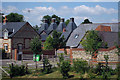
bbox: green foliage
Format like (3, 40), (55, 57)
(73, 59), (88, 74)
(9, 63), (29, 78)
(42, 15), (51, 25)
(33, 25), (39, 31)
(81, 30), (103, 55)
(30, 36), (42, 55)
(42, 58), (52, 74)
(81, 19), (92, 24)
(104, 42), (108, 49)
(44, 36), (54, 50)
(115, 45), (120, 56)
(60, 60), (71, 79)
(44, 30), (66, 51)
(59, 54), (64, 63)
(42, 14), (61, 25)
(6, 13), (24, 22)
(65, 19), (70, 25)
(57, 54), (64, 67)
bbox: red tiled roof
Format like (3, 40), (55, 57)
(95, 25), (111, 32)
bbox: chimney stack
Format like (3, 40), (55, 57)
(3, 15), (7, 25)
(70, 18), (74, 22)
(61, 18), (64, 22)
(43, 18), (47, 23)
(63, 28), (66, 32)
(52, 18), (56, 23)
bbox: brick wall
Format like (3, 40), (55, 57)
(70, 46), (120, 63)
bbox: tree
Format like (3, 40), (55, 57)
(44, 30), (66, 56)
(0, 13), (4, 22)
(81, 30), (103, 57)
(33, 25), (39, 31)
(44, 36), (54, 50)
(42, 15), (51, 25)
(30, 36), (42, 71)
(51, 14), (61, 25)
(6, 13), (24, 22)
(42, 14), (61, 25)
(65, 19), (70, 25)
(81, 19), (92, 24)
(60, 60), (71, 79)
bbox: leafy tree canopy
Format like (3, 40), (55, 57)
(81, 19), (92, 24)
(42, 14), (69, 26)
(44, 30), (66, 51)
(65, 19), (70, 25)
(33, 25), (39, 31)
(81, 30), (103, 55)
(30, 36), (42, 55)
(6, 13), (24, 22)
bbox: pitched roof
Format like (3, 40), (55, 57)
(47, 22), (57, 32)
(66, 20), (77, 32)
(38, 22), (49, 33)
(98, 31), (119, 48)
(41, 34), (49, 41)
(61, 31), (72, 41)
(66, 23), (119, 48)
(56, 22), (66, 32)
(1, 22), (27, 37)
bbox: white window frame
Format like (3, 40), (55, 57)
(4, 44), (8, 52)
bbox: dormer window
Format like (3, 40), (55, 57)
(74, 34), (79, 39)
(4, 30), (8, 39)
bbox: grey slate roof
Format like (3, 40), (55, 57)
(38, 23), (49, 34)
(61, 31), (72, 41)
(98, 31), (119, 48)
(66, 20), (77, 32)
(1, 22), (26, 37)
(66, 23), (119, 48)
(47, 22), (57, 32)
(56, 22), (66, 32)
(41, 34), (48, 41)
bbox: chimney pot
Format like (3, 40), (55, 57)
(70, 18), (74, 22)
(61, 18), (64, 22)
(52, 18), (56, 23)
(43, 18), (47, 23)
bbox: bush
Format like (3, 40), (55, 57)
(42, 58), (52, 74)
(60, 60), (71, 79)
(73, 59), (88, 74)
(57, 54), (64, 67)
(9, 63), (28, 78)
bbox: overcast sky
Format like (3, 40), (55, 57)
(2, 2), (118, 26)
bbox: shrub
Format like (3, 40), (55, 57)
(60, 60), (71, 79)
(57, 54), (64, 67)
(42, 58), (52, 74)
(73, 59), (88, 74)
(9, 63), (28, 78)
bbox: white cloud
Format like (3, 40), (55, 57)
(111, 19), (118, 23)
(2, 6), (19, 14)
(74, 16), (90, 25)
(74, 5), (117, 15)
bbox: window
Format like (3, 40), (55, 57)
(4, 44), (8, 52)
(18, 44), (22, 50)
(74, 34), (79, 39)
(4, 30), (8, 39)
